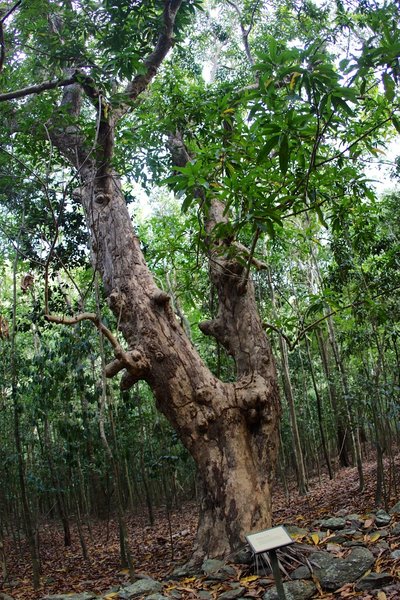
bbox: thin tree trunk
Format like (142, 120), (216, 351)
(326, 315), (364, 491)
(11, 242), (41, 589)
(42, 418), (72, 546)
(304, 336), (333, 480)
(96, 281), (136, 580)
(315, 327), (350, 467)
(266, 267), (308, 494)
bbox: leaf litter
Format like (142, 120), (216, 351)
(2, 456), (400, 599)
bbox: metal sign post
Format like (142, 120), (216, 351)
(246, 526), (294, 600)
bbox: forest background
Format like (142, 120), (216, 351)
(0, 0), (400, 596)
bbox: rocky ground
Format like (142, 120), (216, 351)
(2, 460), (400, 599)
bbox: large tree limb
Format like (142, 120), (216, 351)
(0, 73), (85, 102)
(122, 0), (183, 104)
(45, 312), (150, 382)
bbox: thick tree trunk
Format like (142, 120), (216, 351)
(76, 173), (280, 559)
(48, 64), (280, 559)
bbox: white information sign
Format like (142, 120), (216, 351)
(246, 526), (294, 554)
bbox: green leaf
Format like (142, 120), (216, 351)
(391, 115), (400, 134)
(181, 194), (193, 213)
(279, 133), (289, 175)
(332, 96), (354, 116)
(382, 72), (395, 102)
(315, 205), (328, 229)
(257, 135), (280, 163)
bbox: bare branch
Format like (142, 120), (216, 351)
(226, 0), (260, 67)
(0, 74), (78, 103)
(45, 311), (150, 384)
(0, 23), (4, 73)
(0, 0), (22, 24)
(264, 284), (400, 351)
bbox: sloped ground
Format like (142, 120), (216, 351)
(1, 455), (400, 599)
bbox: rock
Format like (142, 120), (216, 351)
(375, 509), (391, 527)
(310, 547), (374, 591)
(343, 540), (367, 547)
(201, 558), (224, 574)
(389, 501), (400, 514)
(231, 547), (253, 565)
(392, 523), (400, 535)
(355, 572), (394, 591)
(218, 588), (245, 599)
(118, 579), (162, 598)
(0, 594), (15, 600)
(263, 580), (316, 600)
(291, 565), (311, 580)
(285, 526), (308, 538)
(376, 529), (389, 538)
(345, 514), (363, 527)
(390, 549), (400, 559)
(198, 592), (212, 600)
(146, 596), (169, 600)
(41, 594), (97, 600)
(171, 564), (198, 578)
(319, 517), (346, 531)
(167, 591), (182, 599)
(328, 529), (357, 544)
(204, 569), (236, 581)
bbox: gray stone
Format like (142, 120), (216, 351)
(376, 529), (389, 538)
(263, 580), (316, 600)
(171, 564), (198, 578)
(345, 514), (363, 526)
(285, 526), (308, 538)
(328, 529), (357, 544)
(118, 579), (162, 598)
(392, 523), (400, 536)
(389, 501), (400, 514)
(375, 509), (391, 527)
(201, 559), (235, 580)
(146, 596), (169, 600)
(41, 594), (97, 600)
(390, 549), (400, 559)
(355, 572), (394, 591)
(310, 547), (374, 591)
(218, 587), (245, 600)
(343, 540), (367, 548)
(291, 565), (311, 580)
(319, 517), (346, 531)
(0, 594), (15, 600)
(231, 547), (253, 565)
(198, 592), (212, 600)
(167, 591), (182, 600)
(201, 558), (224, 574)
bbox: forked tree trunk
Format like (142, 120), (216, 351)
(76, 170), (280, 559)
(48, 39), (280, 555)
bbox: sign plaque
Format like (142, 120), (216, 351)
(246, 525), (294, 554)
(246, 526), (294, 600)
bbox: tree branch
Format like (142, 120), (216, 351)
(45, 311), (150, 383)
(0, 75), (78, 103)
(0, 0), (22, 24)
(122, 0), (183, 103)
